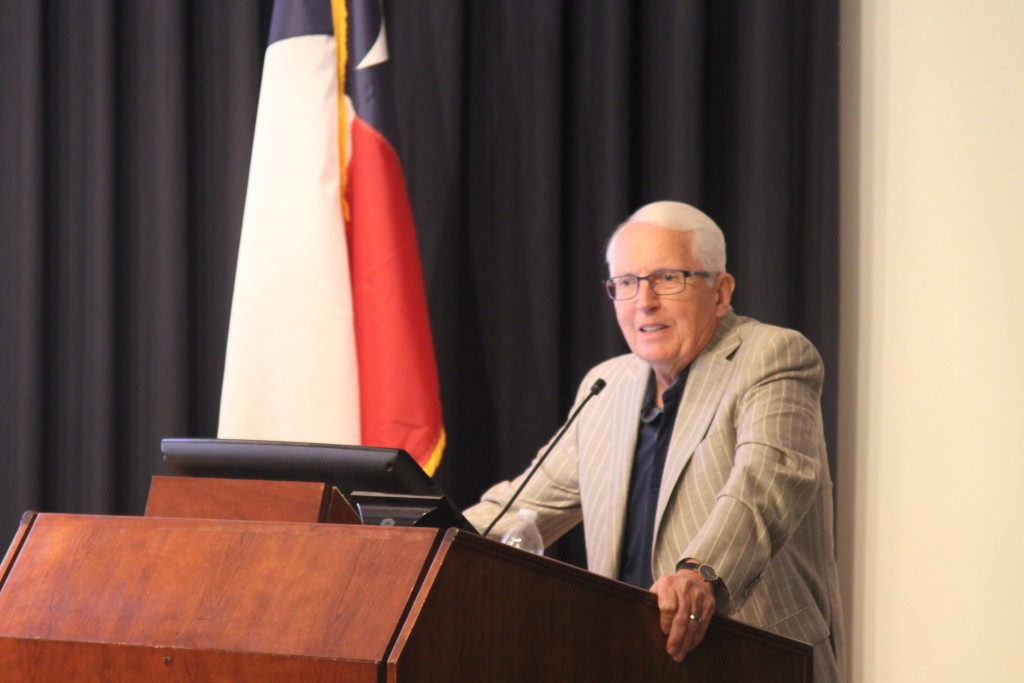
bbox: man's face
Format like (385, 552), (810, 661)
(609, 223), (734, 389)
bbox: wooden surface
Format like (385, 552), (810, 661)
(144, 475), (361, 524)
(390, 529), (812, 682)
(685, 610), (814, 681)
(0, 514), (440, 681)
(0, 506), (811, 681)
(0, 639), (375, 682)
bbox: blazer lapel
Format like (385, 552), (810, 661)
(654, 314), (742, 532)
(589, 356), (648, 579)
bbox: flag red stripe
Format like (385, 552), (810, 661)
(346, 114), (443, 466)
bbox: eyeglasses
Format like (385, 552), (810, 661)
(603, 269), (714, 301)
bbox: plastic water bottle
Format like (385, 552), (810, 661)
(501, 508), (545, 555)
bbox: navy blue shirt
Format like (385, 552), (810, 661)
(617, 368), (689, 588)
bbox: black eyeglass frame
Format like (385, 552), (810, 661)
(603, 269), (714, 301)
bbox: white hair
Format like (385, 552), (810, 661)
(605, 201), (727, 277)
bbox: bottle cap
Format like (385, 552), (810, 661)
(517, 508), (538, 521)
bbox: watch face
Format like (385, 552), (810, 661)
(698, 564), (719, 582)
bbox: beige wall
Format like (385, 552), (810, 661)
(839, 0), (1024, 679)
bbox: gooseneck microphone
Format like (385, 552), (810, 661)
(481, 378), (607, 538)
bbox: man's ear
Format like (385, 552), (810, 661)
(714, 273), (735, 317)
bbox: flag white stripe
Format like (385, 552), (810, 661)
(219, 34), (361, 444)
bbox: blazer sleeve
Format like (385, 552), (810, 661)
(681, 326), (826, 614)
(461, 375), (596, 545)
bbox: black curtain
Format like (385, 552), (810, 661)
(0, 1), (273, 536)
(0, 1), (838, 565)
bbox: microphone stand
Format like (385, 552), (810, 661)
(481, 379), (606, 538)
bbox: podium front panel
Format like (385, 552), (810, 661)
(0, 513), (441, 680)
(389, 529), (812, 682)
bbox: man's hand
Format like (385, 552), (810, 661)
(651, 568), (716, 663)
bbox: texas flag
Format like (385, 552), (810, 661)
(218, 0), (445, 473)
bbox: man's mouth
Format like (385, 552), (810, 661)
(640, 324), (667, 333)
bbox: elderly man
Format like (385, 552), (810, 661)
(463, 201), (844, 682)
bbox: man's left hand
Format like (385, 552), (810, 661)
(651, 568), (716, 663)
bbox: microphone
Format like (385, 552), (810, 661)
(481, 378), (607, 538)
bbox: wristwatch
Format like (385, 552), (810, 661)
(678, 560), (721, 586)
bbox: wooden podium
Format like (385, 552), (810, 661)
(0, 478), (812, 681)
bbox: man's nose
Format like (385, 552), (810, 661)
(636, 279), (660, 308)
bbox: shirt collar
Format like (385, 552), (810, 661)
(640, 367), (689, 421)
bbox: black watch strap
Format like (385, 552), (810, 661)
(678, 561), (721, 585)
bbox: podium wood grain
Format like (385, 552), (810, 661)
(0, 477), (812, 681)
(390, 529), (812, 682)
(0, 513), (438, 681)
(145, 475), (361, 524)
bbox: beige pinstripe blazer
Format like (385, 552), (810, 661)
(464, 313), (843, 681)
